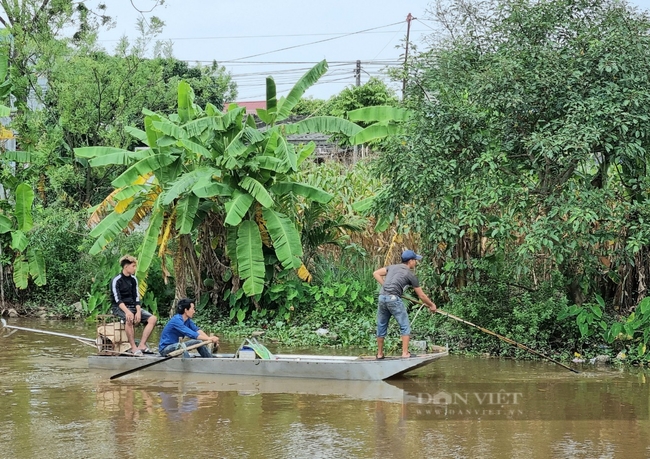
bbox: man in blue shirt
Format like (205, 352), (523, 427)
(373, 250), (437, 359)
(158, 298), (220, 358)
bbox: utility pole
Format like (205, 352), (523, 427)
(355, 60), (361, 87)
(402, 13), (413, 100)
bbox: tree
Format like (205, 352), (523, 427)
(76, 60), (363, 315)
(10, 45), (237, 207)
(324, 77), (399, 119)
(0, 182), (46, 303)
(158, 58), (237, 111)
(290, 96), (326, 116)
(0, 23), (45, 307)
(374, 0), (650, 312)
(0, 1), (112, 112)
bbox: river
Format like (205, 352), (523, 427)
(1, 318), (649, 458)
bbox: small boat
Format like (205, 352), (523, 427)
(2, 318), (448, 381)
(88, 346), (449, 381)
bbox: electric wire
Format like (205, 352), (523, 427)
(228, 20), (405, 61)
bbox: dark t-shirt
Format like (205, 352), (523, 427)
(379, 263), (420, 296)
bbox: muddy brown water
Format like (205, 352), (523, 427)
(1, 318), (650, 458)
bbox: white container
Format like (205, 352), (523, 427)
(238, 349), (257, 360)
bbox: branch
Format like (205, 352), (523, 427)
(130, 0), (163, 14)
(32, 0), (52, 25)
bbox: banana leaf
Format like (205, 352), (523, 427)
(192, 177), (232, 198)
(270, 182), (333, 203)
(1, 150), (31, 162)
(180, 138), (212, 158)
(124, 126), (149, 146)
(256, 77), (277, 125)
(74, 147), (133, 166)
(113, 185), (149, 201)
(177, 80), (197, 123)
(10, 230), (28, 252)
(347, 106), (412, 123)
(275, 137), (297, 173)
(283, 116), (362, 137)
(175, 194), (200, 235)
(112, 153), (177, 188)
(27, 248), (46, 286)
(243, 126), (265, 145)
(226, 226), (239, 274)
(89, 207), (138, 255)
(237, 221), (265, 296)
(13, 257), (29, 290)
(137, 206), (164, 275)
(263, 208), (303, 270)
(183, 116), (225, 138)
(351, 196), (375, 214)
(162, 167), (222, 205)
(239, 177), (274, 208)
(296, 142), (316, 166)
(225, 191), (255, 226)
(276, 60), (328, 120)
(0, 214), (12, 234)
(350, 122), (401, 145)
(14, 183), (34, 232)
(152, 120), (188, 141)
(257, 156), (284, 171)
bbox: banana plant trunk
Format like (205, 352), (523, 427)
(173, 234), (201, 303)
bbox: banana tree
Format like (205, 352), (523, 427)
(0, 183), (47, 303)
(76, 60), (364, 304)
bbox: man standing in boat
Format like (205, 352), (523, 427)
(110, 255), (158, 356)
(373, 250), (437, 359)
(158, 298), (220, 358)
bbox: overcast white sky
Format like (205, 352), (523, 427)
(95, 0), (650, 102)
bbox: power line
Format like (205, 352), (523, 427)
(212, 59), (400, 65)
(97, 29), (430, 42)
(229, 20), (405, 61)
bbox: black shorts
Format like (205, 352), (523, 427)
(111, 305), (154, 324)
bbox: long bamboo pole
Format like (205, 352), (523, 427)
(403, 295), (579, 374)
(110, 340), (212, 380)
(1, 318), (96, 343)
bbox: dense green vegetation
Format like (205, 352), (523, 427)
(2, 0), (650, 364)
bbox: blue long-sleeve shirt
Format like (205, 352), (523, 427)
(158, 314), (201, 351)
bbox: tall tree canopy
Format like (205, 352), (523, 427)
(0, 1), (113, 111)
(375, 0), (650, 311)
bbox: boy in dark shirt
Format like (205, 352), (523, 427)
(110, 255), (158, 355)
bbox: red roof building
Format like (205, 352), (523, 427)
(225, 100), (266, 115)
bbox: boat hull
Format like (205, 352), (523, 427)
(88, 347), (448, 381)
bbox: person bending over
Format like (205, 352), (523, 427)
(373, 250), (437, 359)
(158, 298), (220, 358)
(110, 255), (157, 355)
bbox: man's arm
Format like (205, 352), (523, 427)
(197, 329), (220, 345)
(373, 267), (387, 285)
(133, 277), (141, 308)
(413, 287), (437, 312)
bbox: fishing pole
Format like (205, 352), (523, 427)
(403, 295), (579, 374)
